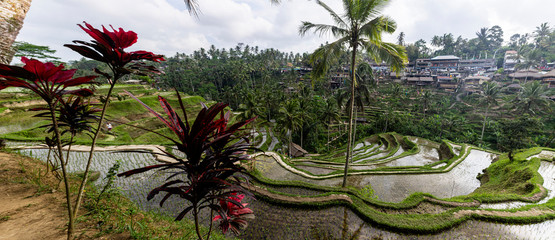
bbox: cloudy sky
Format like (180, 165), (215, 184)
(14, 0), (553, 62)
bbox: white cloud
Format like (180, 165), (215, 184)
(14, 0), (555, 62)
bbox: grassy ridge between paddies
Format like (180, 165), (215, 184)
(0, 85), (209, 146)
(248, 145), (555, 234)
(273, 134), (482, 179)
(0, 149), (232, 240)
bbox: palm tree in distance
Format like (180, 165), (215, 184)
(479, 81), (500, 147)
(514, 81), (552, 115)
(183, 0), (280, 16)
(476, 27), (491, 58)
(320, 98), (342, 151)
(338, 62), (374, 161)
(299, 0), (407, 187)
(277, 99), (303, 157)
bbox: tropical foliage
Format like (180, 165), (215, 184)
(64, 22), (165, 233)
(0, 57), (97, 239)
(299, 0), (407, 187)
(118, 91), (256, 239)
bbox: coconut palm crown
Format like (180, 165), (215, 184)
(299, 0), (407, 187)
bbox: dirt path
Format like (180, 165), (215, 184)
(0, 152), (68, 240)
(0, 152), (128, 240)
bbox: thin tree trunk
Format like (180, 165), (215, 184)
(65, 134), (75, 166)
(206, 207), (214, 240)
(48, 103), (74, 240)
(480, 104), (489, 147)
(287, 130), (293, 158)
(351, 109), (357, 163)
(327, 119), (331, 151)
(300, 125), (303, 148)
(193, 205), (204, 240)
(342, 46), (357, 188)
(72, 82), (116, 221)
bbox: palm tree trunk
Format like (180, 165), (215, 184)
(342, 46), (357, 188)
(300, 125), (303, 148)
(480, 104), (489, 147)
(327, 119), (331, 151)
(288, 130), (292, 158)
(351, 109), (357, 163)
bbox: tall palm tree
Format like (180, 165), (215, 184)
(237, 90), (265, 134)
(476, 27), (491, 57)
(514, 81), (552, 115)
(183, 0), (281, 16)
(337, 62), (374, 161)
(320, 98), (341, 150)
(419, 89), (432, 114)
(534, 22), (551, 49)
(337, 63), (373, 115)
(299, 0), (407, 187)
(479, 81), (500, 147)
(277, 99), (303, 157)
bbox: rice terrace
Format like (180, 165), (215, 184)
(1, 0), (555, 239)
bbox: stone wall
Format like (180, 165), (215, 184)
(0, 0), (32, 64)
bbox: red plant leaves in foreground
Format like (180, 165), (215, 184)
(64, 21), (164, 74)
(213, 193), (254, 235)
(0, 57), (96, 102)
(118, 90), (257, 237)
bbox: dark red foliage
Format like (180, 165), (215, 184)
(212, 193), (254, 235)
(118, 91), (256, 233)
(34, 96), (100, 137)
(64, 21), (165, 76)
(0, 57), (96, 103)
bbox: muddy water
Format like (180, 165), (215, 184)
(240, 199), (555, 240)
(256, 150), (497, 202)
(0, 124), (30, 135)
(295, 164), (336, 175)
(383, 145), (439, 167)
(480, 161), (555, 209)
(14, 147), (553, 239)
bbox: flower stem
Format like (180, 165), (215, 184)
(72, 81), (116, 221)
(48, 103), (74, 240)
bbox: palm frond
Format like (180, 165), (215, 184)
(359, 16), (397, 42)
(363, 41), (407, 73)
(318, 0), (347, 27)
(309, 37), (349, 79)
(183, 0), (200, 17)
(299, 22), (348, 38)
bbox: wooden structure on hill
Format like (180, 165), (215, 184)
(289, 143), (308, 158)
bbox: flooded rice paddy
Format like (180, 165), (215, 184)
(257, 149), (497, 202)
(13, 144), (555, 240)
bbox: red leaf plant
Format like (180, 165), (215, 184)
(0, 57), (97, 239)
(64, 21), (165, 79)
(118, 90), (256, 240)
(64, 22), (165, 234)
(0, 57), (96, 102)
(212, 192), (254, 235)
(33, 96), (101, 165)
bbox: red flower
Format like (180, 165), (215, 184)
(64, 21), (164, 71)
(212, 193), (254, 235)
(0, 57), (96, 102)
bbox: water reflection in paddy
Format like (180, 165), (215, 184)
(480, 160), (555, 209)
(16, 147), (554, 239)
(383, 145), (439, 167)
(256, 150), (497, 202)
